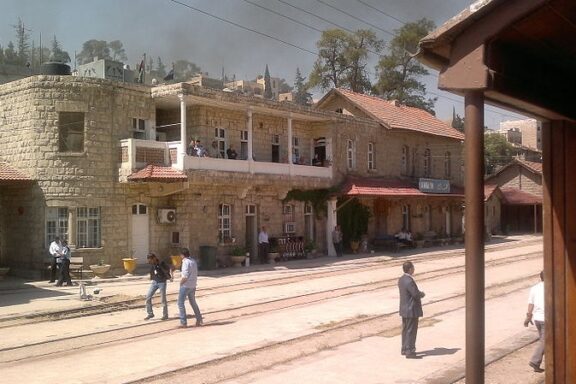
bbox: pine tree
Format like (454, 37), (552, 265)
(264, 64), (273, 99)
(14, 18), (30, 65)
(294, 68), (312, 106)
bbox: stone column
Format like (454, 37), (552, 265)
(326, 196), (337, 257)
(178, 94), (187, 170)
(68, 208), (77, 249)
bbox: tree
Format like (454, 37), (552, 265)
(308, 29), (382, 93)
(108, 40), (127, 62)
(264, 64), (273, 99)
(14, 18), (30, 65)
(173, 59), (201, 80)
(484, 133), (519, 175)
(155, 56), (167, 78)
(0, 45), (5, 64)
(77, 40), (111, 64)
(294, 67), (312, 106)
(373, 18), (437, 114)
(4, 41), (18, 65)
(50, 35), (71, 63)
(277, 78), (293, 94)
(451, 107), (465, 132)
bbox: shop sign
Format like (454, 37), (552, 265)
(419, 178), (451, 193)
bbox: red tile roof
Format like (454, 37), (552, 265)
(127, 165), (188, 182)
(326, 88), (465, 141)
(484, 184), (500, 201)
(515, 159), (542, 174)
(0, 163), (32, 183)
(500, 188), (542, 205)
(341, 177), (463, 197)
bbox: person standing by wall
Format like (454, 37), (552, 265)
(48, 236), (63, 283)
(55, 240), (73, 287)
(524, 271), (545, 373)
(398, 261), (425, 358)
(177, 248), (203, 328)
(258, 226), (270, 264)
(144, 253), (172, 321)
(332, 225), (343, 257)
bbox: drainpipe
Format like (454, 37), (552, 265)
(178, 94), (187, 171)
(464, 91), (485, 384)
(247, 108), (253, 172)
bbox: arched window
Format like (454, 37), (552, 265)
(423, 148), (431, 177)
(444, 151), (452, 178)
(401, 145), (409, 175)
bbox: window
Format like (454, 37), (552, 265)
(423, 148), (431, 177)
(444, 151), (452, 178)
(218, 204), (232, 242)
(304, 203), (314, 241)
(171, 232), (180, 245)
(132, 204), (147, 215)
(46, 207), (69, 247)
(292, 136), (300, 163)
(59, 112), (84, 152)
(346, 139), (356, 170)
(283, 204), (294, 217)
(214, 128), (226, 157)
(77, 207), (101, 248)
(271, 134), (280, 163)
(245, 204), (256, 216)
(240, 130), (248, 160)
(401, 145), (409, 175)
(284, 222), (296, 234)
(368, 142), (375, 170)
(132, 118), (146, 131)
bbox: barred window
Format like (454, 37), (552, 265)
(401, 145), (410, 175)
(77, 207), (101, 248)
(59, 112), (84, 152)
(218, 204), (232, 242)
(423, 148), (431, 177)
(46, 207), (68, 247)
(368, 142), (375, 170)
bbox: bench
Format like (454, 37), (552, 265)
(69, 256), (85, 280)
(373, 236), (411, 252)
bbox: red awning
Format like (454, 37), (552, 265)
(500, 188), (542, 205)
(0, 163), (32, 184)
(341, 177), (464, 197)
(127, 165), (188, 183)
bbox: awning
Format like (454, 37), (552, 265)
(501, 187), (542, 205)
(0, 163), (32, 185)
(127, 165), (188, 183)
(341, 177), (464, 198)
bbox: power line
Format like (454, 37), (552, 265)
(169, 0), (317, 56)
(242, 0), (323, 34)
(314, 0), (395, 37)
(354, 0), (406, 25)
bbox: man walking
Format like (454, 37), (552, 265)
(398, 261), (425, 358)
(524, 271), (545, 373)
(144, 253), (172, 321)
(48, 237), (63, 283)
(177, 248), (203, 328)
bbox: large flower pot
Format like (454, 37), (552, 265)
(229, 255), (246, 268)
(350, 241), (360, 254)
(268, 252), (279, 264)
(90, 264), (111, 279)
(122, 258), (137, 276)
(170, 255), (182, 271)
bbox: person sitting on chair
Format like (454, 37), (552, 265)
(395, 228), (413, 246)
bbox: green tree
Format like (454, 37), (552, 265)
(294, 67), (312, 106)
(155, 56), (167, 78)
(14, 18), (31, 65)
(50, 35), (71, 63)
(484, 133), (519, 175)
(373, 18), (437, 114)
(308, 29), (382, 93)
(451, 107), (465, 132)
(277, 78), (293, 94)
(0, 45), (5, 64)
(4, 41), (18, 64)
(264, 64), (273, 99)
(77, 40), (111, 64)
(108, 40), (127, 62)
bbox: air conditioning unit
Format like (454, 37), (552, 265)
(158, 209), (176, 224)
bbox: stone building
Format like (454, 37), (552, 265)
(498, 118), (542, 151)
(0, 76), (465, 278)
(315, 88), (465, 242)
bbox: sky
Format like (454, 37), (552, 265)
(0, 0), (525, 126)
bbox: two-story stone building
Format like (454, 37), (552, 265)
(0, 75), (465, 278)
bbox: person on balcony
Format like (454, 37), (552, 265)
(187, 139), (196, 156)
(226, 144), (238, 159)
(193, 140), (207, 157)
(209, 140), (223, 158)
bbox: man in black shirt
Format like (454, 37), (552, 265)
(144, 253), (172, 320)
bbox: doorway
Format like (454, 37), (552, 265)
(131, 203), (149, 265)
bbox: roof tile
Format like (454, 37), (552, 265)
(127, 165), (188, 182)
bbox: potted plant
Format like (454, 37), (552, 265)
(229, 246), (246, 267)
(268, 241), (280, 264)
(89, 259), (111, 279)
(122, 250), (138, 276)
(304, 240), (317, 258)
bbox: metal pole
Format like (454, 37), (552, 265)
(464, 91), (485, 384)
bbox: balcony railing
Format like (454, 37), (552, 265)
(119, 139), (332, 179)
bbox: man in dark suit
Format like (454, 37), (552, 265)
(398, 261), (425, 358)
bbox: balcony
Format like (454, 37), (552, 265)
(119, 139), (333, 181)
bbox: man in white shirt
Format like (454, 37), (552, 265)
(258, 226), (269, 264)
(177, 248), (203, 328)
(524, 271), (545, 373)
(48, 237), (63, 283)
